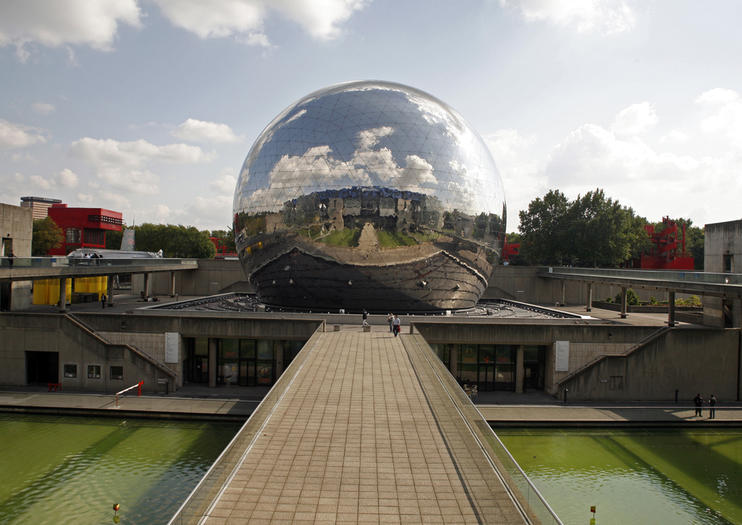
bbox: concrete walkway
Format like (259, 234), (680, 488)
(0, 390), (255, 420)
(198, 328), (526, 524)
(480, 403), (742, 425)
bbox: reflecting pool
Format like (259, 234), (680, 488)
(498, 428), (742, 525)
(0, 414), (240, 524)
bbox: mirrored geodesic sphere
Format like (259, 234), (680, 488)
(233, 80), (506, 312)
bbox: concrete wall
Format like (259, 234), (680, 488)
(703, 220), (742, 327)
(0, 203), (33, 310)
(0, 314), (173, 393)
(130, 259), (249, 297)
(561, 328), (741, 402)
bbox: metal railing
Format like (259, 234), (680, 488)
(542, 266), (742, 285)
(0, 256), (197, 269)
(167, 324), (323, 525)
(405, 332), (563, 525)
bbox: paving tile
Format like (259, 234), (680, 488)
(200, 330), (526, 523)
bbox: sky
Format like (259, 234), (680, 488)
(1, 0), (741, 233)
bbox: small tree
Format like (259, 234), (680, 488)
(32, 217), (63, 255)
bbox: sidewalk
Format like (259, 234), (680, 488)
(479, 404), (742, 426)
(0, 390), (256, 421)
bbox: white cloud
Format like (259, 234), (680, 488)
(173, 118), (241, 144)
(70, 137), (211, 167)
(484, 129), (547, 230)
(210, 170), (238, 193)
(77, 193), (94, 203)
(271, 0), (368, 40)
(32, 102), (56, 115)
(58, 168), (78, 188)
(152, 0), (367, 44)
(0, 119), (46, 149)
(695, 88), (742, 144)
(0, 0), (141, 59)
(660, 130), (689, 145)
(500, 0), (636, 35)
(29, 174), (52, 190)
(611, 102), (658, 137)
(70, 137), (212, 194)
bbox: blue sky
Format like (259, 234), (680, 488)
(2, 0), (741, 232)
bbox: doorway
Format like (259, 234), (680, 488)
(26, 351), (59, 384)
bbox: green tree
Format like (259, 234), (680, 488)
(133, 224), (216, 258)
(32, 217), (63, 256)
(518, 188), (650, 267)
(105, 229), (123, 250)
(518, 189), (570, 265)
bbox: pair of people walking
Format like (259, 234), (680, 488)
(387, 314), (402, 337)
(694, 393), (717, 418)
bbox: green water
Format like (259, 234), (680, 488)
(498, 428), (742, 525)
(0, 414), (240, 525)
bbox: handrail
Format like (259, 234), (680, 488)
(114, 381), (143, 408)
(168, 324), (324, 525)
(405, 332), (563, 525)
(64, 314), (176, 379)
(557, 326), (671, 388)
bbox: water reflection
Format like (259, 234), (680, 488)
(498, 428), (742, 524)
(0, 414), (239, 524)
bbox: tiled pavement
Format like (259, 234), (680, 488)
(200, 327), (526, 524)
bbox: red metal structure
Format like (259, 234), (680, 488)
(210, 237), (237, 258)
(502, 240), (520, 264)
(47, 204), (123, 255)
(640, 217), (694, 270)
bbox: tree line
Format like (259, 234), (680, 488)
(508, 188), (704, 269)
(32, 219), (234, 259)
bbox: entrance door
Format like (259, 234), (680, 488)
(26, 351), (59, 384)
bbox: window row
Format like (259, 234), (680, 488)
(63, 363), (124, 380)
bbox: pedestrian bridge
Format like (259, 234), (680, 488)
(0, 256), (197, 282)
(170, 326), (560, 524)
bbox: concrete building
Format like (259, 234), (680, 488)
(1, 259), (739, 403)
(704, 219), (742, 327)
(20, 196), (62, 220)
(0, 203), (33, 310)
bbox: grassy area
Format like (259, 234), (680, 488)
(318, 228), (360, 247)
(377, 230), (418, 248)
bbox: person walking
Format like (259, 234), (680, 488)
(101, 293), (107, 309)
(393, 315), (401, 337)
(709, 394), (717, 419)
(362, 309), (369, 327)
(694, 393), (704, 417)
(387, 313), (393, 333)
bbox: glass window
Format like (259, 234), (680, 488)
(65, 228), (81, 244)
(479, 345), (495, 364)
(495, 346), (514, 364)
(87, 365), (101, 379)
(110, 366), (123, 380)
(221, 339), (239, 360)
(240, 339), (256, 359)
(63, 364), (77, 378)
(84, 229), (105, 246)
(257, 340), (273, 360)
(460, 344), (477, 364)
(194, 338), (208, 356)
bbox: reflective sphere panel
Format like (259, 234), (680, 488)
(233, 80), (506, 311)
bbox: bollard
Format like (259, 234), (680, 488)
(563, 388), (568, 405)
